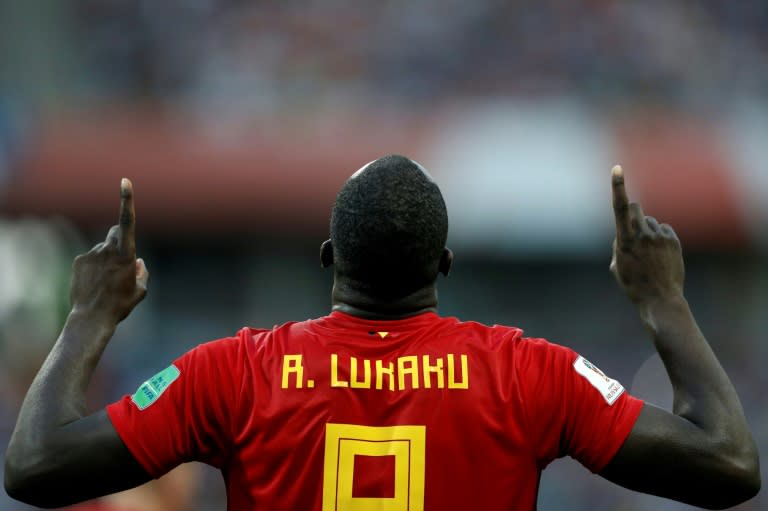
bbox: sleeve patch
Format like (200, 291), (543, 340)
(131, 364), (181, 410)
(573, 356), (624, 405)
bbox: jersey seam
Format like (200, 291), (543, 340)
(229, 329), (250, 461)
(512, 336), (542, 471)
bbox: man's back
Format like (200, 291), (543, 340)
(107, 312), (642, 510)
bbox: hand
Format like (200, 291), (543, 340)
(610, 165), (684, 306)
(69, 178), (149, 322)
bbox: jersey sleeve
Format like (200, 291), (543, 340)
(515, 338), (644, 473)
(106, 335), (246, 478)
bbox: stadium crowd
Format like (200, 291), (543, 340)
(18, 1), (768, 109)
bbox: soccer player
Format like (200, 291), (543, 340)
(4, 156), (761, 510)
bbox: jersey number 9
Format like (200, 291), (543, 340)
(322, 423), (426, 511)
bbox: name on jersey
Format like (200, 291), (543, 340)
(280, 353), (469, 391)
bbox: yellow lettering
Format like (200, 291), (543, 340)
(331, 354), (349, 387)
(447, 354), (469, 389)
(350, 357), (371, 389)
(422, 355), (444, 389)
(327, 353), (468, 392)
(398, 356), (419, 390)
(375, 360), (395, 391)
(281, 354), (304, 389)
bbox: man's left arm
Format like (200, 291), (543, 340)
(4, 180), (152, 507)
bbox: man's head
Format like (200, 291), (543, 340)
(322, 155), (451, 301)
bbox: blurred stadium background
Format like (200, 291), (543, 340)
(1, 1), (766, 510)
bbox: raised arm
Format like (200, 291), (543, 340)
(4, 179), (152, 508)
(599, 166), (761, 509)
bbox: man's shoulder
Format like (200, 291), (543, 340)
(442, 315), (525, 339)
(444, 317), (579, 360)
(222, 317), (328, 349)
(211, 318), (317, 343)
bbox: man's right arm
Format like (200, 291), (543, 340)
(598, 166), (760, 509)
(601, 297), (760, 509)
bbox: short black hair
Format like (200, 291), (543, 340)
(330, 155), (448, 299)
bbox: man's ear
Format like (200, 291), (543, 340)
(320, 239), (334, 268)
(439, 248), (453, 277)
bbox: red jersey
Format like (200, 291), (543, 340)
(107, 312), (643, 511)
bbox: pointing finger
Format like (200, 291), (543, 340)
(611, 165), (632, 243)
(118, 178), (136, 257)
(629, 203), (649, 234)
